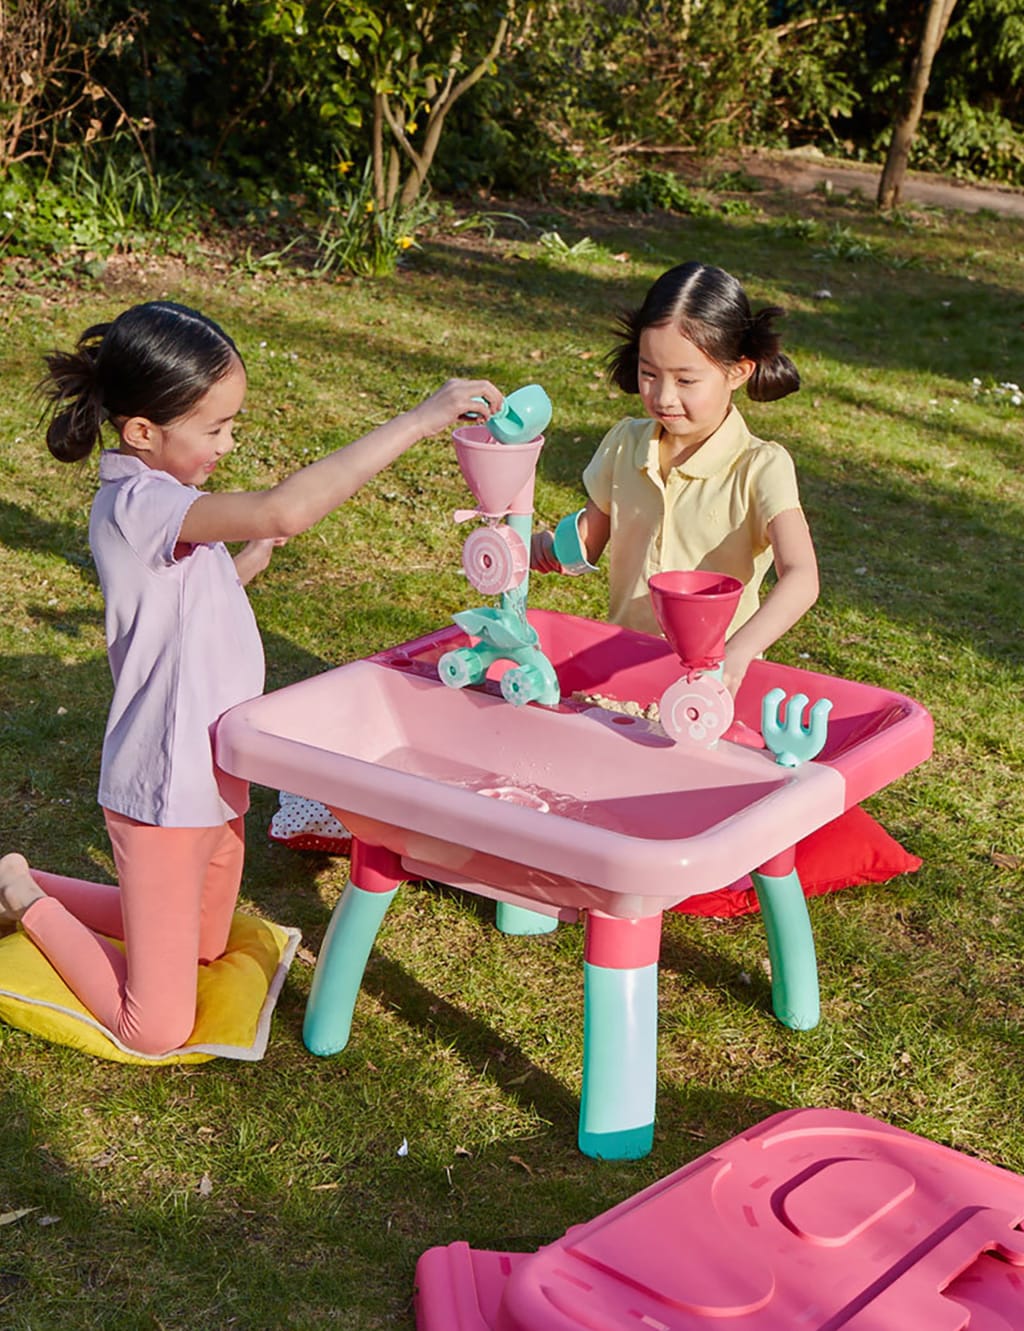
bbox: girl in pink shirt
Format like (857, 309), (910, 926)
(0, 300), (502, 1055)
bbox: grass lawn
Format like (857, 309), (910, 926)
(1, 179), (1023, 1328)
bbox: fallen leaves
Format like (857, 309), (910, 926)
(0, 1206), (59, 1228)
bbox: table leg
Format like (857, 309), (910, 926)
(578, 913), (662, 1160)
(303, 840), (403, 1056)
(495, 901), (558, 935)
(751, 849), (820, 1031)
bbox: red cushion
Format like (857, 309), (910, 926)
(671, 805), (922, 919)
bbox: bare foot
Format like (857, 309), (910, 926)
(0, 853), (45, 923)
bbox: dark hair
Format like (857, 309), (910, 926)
(40, 301), (242, 463)
(607, 261), (800, 402)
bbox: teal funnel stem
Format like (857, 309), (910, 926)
(441, 465), (560, 707)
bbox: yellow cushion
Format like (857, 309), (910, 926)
(0, 912), (300, 1064)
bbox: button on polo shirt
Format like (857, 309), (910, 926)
(583, 408), (803, 638)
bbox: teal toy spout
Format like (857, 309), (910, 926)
(439, 607), (560, 708)
(469, 383), (553, 445)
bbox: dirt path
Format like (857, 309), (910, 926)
(714, 149), (1024, 218)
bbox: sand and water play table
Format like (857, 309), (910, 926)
(215, 609), (932, 1160)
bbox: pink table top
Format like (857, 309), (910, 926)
(216, 611), (932, 918)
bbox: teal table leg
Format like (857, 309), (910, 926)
(578, 913), (662, 1160)
(303, 881), (397, 1055)
(303, 840), (402, 1056)
(495, 901), (558, 935)
(751, 864), (820, 1030)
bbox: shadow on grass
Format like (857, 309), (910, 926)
(360, 947), (580, 1137)
(0, 498), (93, 570)
(659, 914), (777, 1014)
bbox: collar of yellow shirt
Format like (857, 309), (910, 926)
(635, 406), (749, 483)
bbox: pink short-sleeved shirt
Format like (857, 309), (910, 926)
(89, 452), (265, 827)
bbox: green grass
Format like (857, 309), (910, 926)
(2, 182), (1024, 1328)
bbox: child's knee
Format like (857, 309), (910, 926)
(119, 1003), (195, 1056)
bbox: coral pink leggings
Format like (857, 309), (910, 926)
(21, 810), (244, 1056)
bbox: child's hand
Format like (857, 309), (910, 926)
(721, 642), (753, 698)
(234, 537), (287, 586)
(408, 379), (503, 439)
(530, 529), (562, 574)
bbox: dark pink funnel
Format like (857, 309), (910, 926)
(648, 570), (743, 671)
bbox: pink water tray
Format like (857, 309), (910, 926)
(415, 1107), (1024, 1330)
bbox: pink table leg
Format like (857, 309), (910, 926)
(579, 912), (663, 1160)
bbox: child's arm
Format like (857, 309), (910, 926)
(532, 499), (610, 572)
(721, 508), (819, 696)
(179, 378), (502, 546)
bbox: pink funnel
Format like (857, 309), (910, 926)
(453, 425), (543, 516)
(648, 570), (743, 672)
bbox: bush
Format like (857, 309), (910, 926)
(615, 168), (758, 219)
(914, 100), (1024, 187)
(0, 148), (196, 265)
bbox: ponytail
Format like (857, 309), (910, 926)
(41, 323), (110, 463)
(742, 306), (801, 402)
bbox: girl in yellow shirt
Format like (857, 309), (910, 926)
(533, 260), (819, 695)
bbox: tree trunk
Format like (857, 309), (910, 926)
(372, 93), (386, 211)
(877, 0), (958, 210)
(393, 12), (511, 209)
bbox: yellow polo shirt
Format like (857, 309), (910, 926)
(582, 407), (803, 638)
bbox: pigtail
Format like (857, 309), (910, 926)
(606, 308), (643, 394)
(743, 306), (801, 402)
(40, 323), (110, 463)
